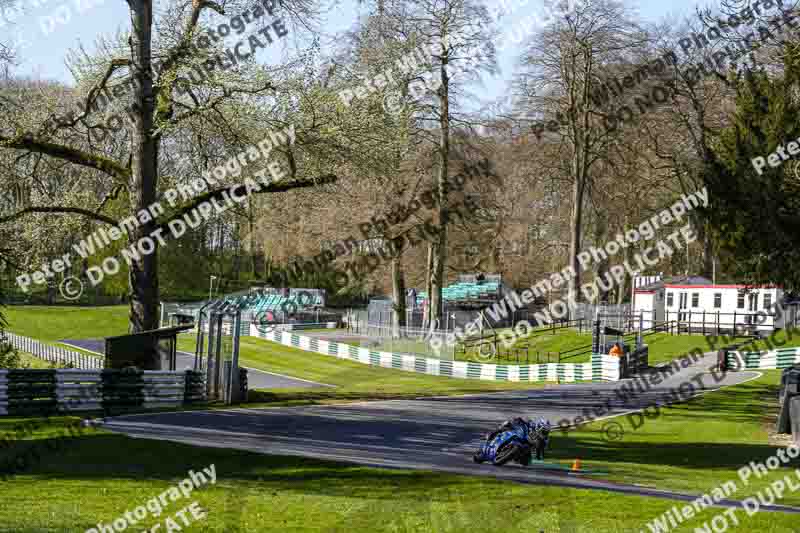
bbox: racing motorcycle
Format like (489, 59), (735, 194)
(472, 418), (551, 466)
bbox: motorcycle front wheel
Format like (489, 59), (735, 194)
(516, 447), (532, 465)
(493, 442), (522, 466)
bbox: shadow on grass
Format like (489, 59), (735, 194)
(1, 427), (792, 506)
(544, 378), (790, 475)
(1, 431), (479, 500)
(0, 372), (785, 508)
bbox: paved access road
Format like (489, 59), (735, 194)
(103, 354), (799, 512)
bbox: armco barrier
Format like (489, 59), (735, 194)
(0, 369), (206, 416)
(250, 324), (644, 382)
(726, 347), (800, 370)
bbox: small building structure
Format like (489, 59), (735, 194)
(633, 275), (793, 334)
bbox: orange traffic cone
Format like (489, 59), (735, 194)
(571, 458), (582, 471)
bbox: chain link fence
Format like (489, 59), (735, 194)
(353, 324), (455, 361)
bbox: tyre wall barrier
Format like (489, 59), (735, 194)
(250, 325), (637, 382)
(0, 369), (206, 416)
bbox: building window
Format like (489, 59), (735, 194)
(692, 293), (699, 308)
(764, 293), (772, 310)
(667, 293), (674, 307)
(714, 293), (722, 308)
(737, 292), (745, 309)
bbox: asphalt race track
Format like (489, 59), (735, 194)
(103, 353), (800, 512)
(60, 338), (331, 390)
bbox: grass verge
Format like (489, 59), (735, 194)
(4, 305), (129, 341)
(1, 377), (800, 532)
(177, 336), (546, 406)
(551, 370), (800, 508)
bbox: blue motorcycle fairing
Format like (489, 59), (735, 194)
(475, 426), (531, 463)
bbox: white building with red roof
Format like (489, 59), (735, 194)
(633, 275), (791, 334)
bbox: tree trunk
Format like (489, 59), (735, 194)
(232, 221), (241, 280)
(696, 217), (713, 279)
(391, 249), (406, 337)
(423, 243), (433, 330)
(428, 41), (450, 333)
(593, 212), (607, 304)
(127, 0), (160, 353)
(617, 241), (629, 305)
(565, 45), (593, 315)
(567, 178), (583, 310)
(248, 202), (259, 277)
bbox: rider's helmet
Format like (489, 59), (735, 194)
(538, 418), (551, 432)
(527, 418), (551, 439)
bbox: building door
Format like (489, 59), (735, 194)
(746, 293), (758, 325)
(678, 292), (688, 323)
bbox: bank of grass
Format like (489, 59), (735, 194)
(3, 305), (128, 342)
(177, 336), (548, 405)
(1, 376), (800, 532)
(14, 352), (61, 369)
(552, 370), (800, 508)
(456, 326), (790, 367)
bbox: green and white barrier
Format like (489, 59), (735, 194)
(250, 325), (637, 382)
(726, 347), (800, 370)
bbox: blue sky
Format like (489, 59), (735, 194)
(4, 0), (704, 100)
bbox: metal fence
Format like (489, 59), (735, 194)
(3, 332), (103, 369)
(160, 301), (206, 327)
(352, 324), (455, 361)
(569, 303), (638, 332)
(663, 309), (799, 335)
(163, 299), (340, 336)
(365, 298), (527, 332)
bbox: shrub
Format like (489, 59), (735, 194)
(0, 338), (25, 369)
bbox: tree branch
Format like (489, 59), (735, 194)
(156, 174), (337, 231)
(42, 58), (131, 134)
(154, 0), (226, 116)
(0, 206), (120, 226)
(0, 134), (131, 180)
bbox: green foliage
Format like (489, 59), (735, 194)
(704, 46), (800, 290)
(0, 289), (24, 368)
(0, 340), (25, 369)
(0, 283), (19, 368)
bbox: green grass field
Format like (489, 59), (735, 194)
(0, 370), (797, 531)
(3, 305), (129, 341)
(3, 307), (800, 530)
(457, 325), (800, 367)
(4, 306), (800, 381)
(558, 370), (800, 503)
(177, 335), (545, 405)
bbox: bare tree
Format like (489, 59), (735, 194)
(516, 0), (643, 309)
(400, 0), (497, 331)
